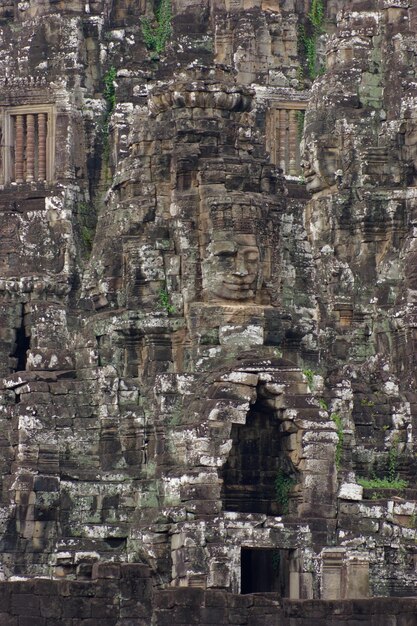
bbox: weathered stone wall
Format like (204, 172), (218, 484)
(0, 579), (417, 626)
(0, 0), (416, 620)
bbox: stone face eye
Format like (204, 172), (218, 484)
(215, 250), (235, 258)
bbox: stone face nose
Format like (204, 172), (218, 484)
(233, 255), (249, 276)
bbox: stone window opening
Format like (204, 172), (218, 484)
(241, 547), (293, 595)
(266, 104), (307, 177)
(220, 390), (298, 516)
(10, 305), (30, 372)
(1, 105), (55, 185)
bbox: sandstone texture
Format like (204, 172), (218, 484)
(0, 0), (416, 622)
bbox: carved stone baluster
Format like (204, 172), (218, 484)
(289, 109), (297, 176)
(278, 109), (287, 173)
(15, 114), (24, 183)
(26, 113), (35, 181)
(38, 113), (47, 181)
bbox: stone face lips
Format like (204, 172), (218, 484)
(0, 0), (416, 617)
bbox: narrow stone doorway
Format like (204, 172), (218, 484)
(11, 305), (30, 372)
(241, 548), (291, 595)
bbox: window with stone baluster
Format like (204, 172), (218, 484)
(266, 103), (307, 177)
(1, 105), (55, 185)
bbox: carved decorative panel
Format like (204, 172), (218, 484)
(1, 105), (55, 184)
(266, 103), (307, 177)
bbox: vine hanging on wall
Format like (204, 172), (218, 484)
(298, 0), (325, 80)
(141, 0), (172, 56)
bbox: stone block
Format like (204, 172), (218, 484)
(120, 563), (151, 579)
(153, 611), (179, 626)
(153, 591), (176, 609)
(92, 562), (121, 579)
(174, 607), (204, 623)
(11, 594), (40, 616)
(76, 616), (118, 626)
(223, 592), (253, 610)
(346, 559), (369, 599)
(62, 596), (92, 618)
(339, 483), (363, 501)
(0, 587), (11, 612)
(200, 607), (228, 622)
(321, 549), (345, 600)
(33, 476), (60, 492)
(0, 613), (17, 625)
(397, 615), (417, 626)
(228, 608), (248, 624)
(90, 598), (118, 618)
(58, 580), (96, 598)
(39, 596), (62, 619)
(18, 619), (46, 626)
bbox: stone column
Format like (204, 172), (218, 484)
(346, 557), (369, 598)
(288, 109), (297, 175)
(278, 109), (288, 172)
(38, 113), (47, 181)
(26, 114), (35, 181)
(14, 114), (25, 183)
(321, 548), (345, 599)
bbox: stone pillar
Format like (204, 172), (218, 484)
(15, 114), (25, 183)
(26, 113), (35, 181)
(267, 110), (278, 166)
(288, 109), (298, 175)
(278, 109), (288, 172)
(289, 551), (300, 599)
(38, 113), (47, 181)
(346, 557), (369, 599)
(321, 548), (345, 599)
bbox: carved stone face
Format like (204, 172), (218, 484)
(203, 233), (261, 301)
(301, 134), (339, 193)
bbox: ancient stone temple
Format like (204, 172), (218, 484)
(0, 0), (416, 624)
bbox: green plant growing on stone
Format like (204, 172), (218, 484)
(296, 110), (305, 142)
(81, 225), (93, 248)
(302, 368), (314, 389)
(78, 202), (95, 253)
(361, 398), (375, 408)
(103, 66), (117, 113)
(101, 67), (117, 177)
(357, 476), (408, 491)
(141, 0), (172, 56)
(308, 0), (324, 30)
(159, 286), (176, 314)
(318, 398), (328, 411)
(330, 412), (344, 469)
(275, 469), (295, 514)
(298, 0), (325, 80)
(356, 437), (408, 491)
(296, 65), (305, 89)
(370, 491), (381, 500)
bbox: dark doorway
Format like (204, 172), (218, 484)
(221, 398), (297, 515)
(11, 307), (30, 372)
(241, 548), (291, 595)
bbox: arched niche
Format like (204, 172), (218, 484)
(220, 388), (298, 516)
(201, 357), (338, 519)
